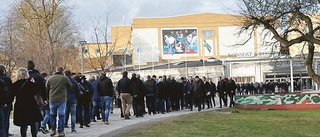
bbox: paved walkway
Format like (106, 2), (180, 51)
(9, 101), (223, 137)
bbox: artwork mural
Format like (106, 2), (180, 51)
(162, 28), (198, 55)
(236, 93), (320, 105)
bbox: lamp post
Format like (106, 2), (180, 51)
(79, 40), (87, 74)
(290, 57), (294, 92)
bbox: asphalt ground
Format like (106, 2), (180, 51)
(8, 98), (223, 137)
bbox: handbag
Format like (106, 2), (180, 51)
(34, 94), (47, 108)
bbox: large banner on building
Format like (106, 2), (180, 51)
(161, 28), (198, 56)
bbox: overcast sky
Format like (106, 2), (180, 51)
(1, 0), (239, 42)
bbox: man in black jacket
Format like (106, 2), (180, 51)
(144, 75), (156, 115)
(155, 76), (166, 114)
(0, 65), (13, 137)
(116, 71), (132, 119)
(0, 78), (7, 137)
(190, 76), (206, 112)
(75, 75), (93, 128)
(227, 77), (237, 107)
(97, 72), (113, 125)
(131, 73), (145, 117)
(217, 76), (227, 108)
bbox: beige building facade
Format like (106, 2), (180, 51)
(82, 13), (319, 91)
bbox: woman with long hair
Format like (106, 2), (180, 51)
(12, 67), (43, 137)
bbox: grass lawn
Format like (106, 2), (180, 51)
(114, 108), (320, 137)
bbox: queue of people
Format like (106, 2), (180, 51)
(0, 61), (239, 137)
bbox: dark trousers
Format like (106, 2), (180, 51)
(116, 98), (124, 118)
(229, 93), (235, 107)
(20, 124), (36, 137)
(193, 97), (202, 111)
(211, 95), (216, 107)
(170, 96), (180, 110)
(133, 96), (144, 116)
(146, 96), (156, 115)
(219, 93), (226, 107)
(156, 98), (165, 113)
(3, 104), (11, 137)
(165, 97), (171, 112)
(77, 101), (90, 125)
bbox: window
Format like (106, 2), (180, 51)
(96, 49), (100, 54)
(113, 55), (132, 66)
(82, 49), (88, 54)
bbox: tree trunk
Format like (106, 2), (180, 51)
(305, 42), (320, 87)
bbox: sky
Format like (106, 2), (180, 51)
(1, 0), (239, 42)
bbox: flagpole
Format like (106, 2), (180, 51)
(202, 38), (205, 69)
(152, 43), (154, 72)
(139, 51), (141, 74)
(185, 52), (188, 78)
(139, 45), (141, 74)
(125, 50), (127, 71)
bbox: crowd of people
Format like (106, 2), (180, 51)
(236, 80), (302, 95)
(0, 60), (239, 137)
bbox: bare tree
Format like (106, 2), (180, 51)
(83, 12), (131, 75)
(1, 0), (79, 74)
(237, 0), (320, 85)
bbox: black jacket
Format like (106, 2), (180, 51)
(144, 79), (156, 95)
(116, 76), (132, 94)
(97, 75), (114, 97)
(217, 79), (227, 94)
(28, 69), (47, 101)
(191, 80), (206, 98)
(0, 74), (13, 105)
(156, 81), (167, 99)
(131, 78), (145, 97)
(0, 78), (6, 106)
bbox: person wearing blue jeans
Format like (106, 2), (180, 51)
(97, 72), (114, 125)
(46, 67), (72, 137)
(64, 70), (80, 133)
(100, 96), (112, 124)
(0, 65), (13, 137)
(49, 102), (66, 136)
(3, 104), (11, 137)
(39, 106), (50, 134)
(90, 76), (101, 122)
(65, 104), (76, 132)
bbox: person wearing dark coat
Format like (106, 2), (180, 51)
(116, 71), (133, 119)
(0, 65), (13, 137)
(27, 60), (47, 134)
(64, 70), (80, 133)
(75, 74), (93, 128)
(169, 77), (180, 111)
(12, 67), (43, 137)
(90, 75), (101, 123)
(162, 75), (171, 113)
(97, 72), (114, 125)
(209, 79), (217, 107)
(202, 77), (212, 109)
(227, 77), (237, 107)
(131, 73), (145, 117)
(217, 76), (227, 108)
(155, 76), (166, 114)
(181, 77), (191, 109)
(144, 75), (156, 115)
(0, 78), (7, 137)
(190, 76), (206, 112)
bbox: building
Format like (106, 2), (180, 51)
(85, 12), (319, 91)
